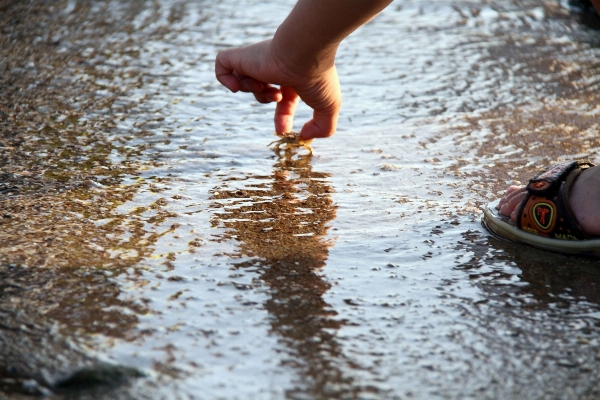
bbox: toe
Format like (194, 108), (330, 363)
(500, 190), (527, 223)
(504, 185), (523, 196)
(498, 185), (525, 210)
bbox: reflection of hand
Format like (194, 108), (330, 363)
(215, 39), (341, 140)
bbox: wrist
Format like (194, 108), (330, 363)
(270, 23), (339, 78)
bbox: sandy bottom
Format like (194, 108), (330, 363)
(1, 0), (600, 399)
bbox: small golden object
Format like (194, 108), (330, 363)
(268, 132), (313, 154)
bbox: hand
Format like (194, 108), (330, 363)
(215, 39), (341, 140)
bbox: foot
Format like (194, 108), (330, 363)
(498, 165), (600, 237)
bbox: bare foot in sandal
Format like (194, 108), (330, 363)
(499, 164), (600, 237)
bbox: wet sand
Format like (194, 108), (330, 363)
(1, 0), (600, 398)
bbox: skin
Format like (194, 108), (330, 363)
(216, 0), (600, 238)
(215, 0), (392, 139)
(499, 166), (600, 236)
(496, 2), (600, 238)
(215, 0), (600, 139)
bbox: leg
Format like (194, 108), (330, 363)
(569, 166), (600, 236)
(499, 165), (600, 237)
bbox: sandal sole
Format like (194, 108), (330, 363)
(482, 200), (600, 258)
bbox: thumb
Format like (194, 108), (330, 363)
(300, 109), (339, 139)
(298, 68), (342, 139)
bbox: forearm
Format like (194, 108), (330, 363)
(272, 0), (392, 73)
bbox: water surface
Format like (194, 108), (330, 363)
(1, 0), (600, 399)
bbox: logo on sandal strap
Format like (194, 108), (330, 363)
(532, 202), (554, 230)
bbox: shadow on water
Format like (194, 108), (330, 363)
(452, 228), (600, 398)
(210, 146), (375, 399)
(458, 229), (600, 308)
(569, 0), (600, 30)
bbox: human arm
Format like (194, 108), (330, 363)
(215, 0), (392, 139)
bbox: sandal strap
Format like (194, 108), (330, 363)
(517, 160), (595, 240)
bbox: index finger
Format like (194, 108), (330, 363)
(274, 86), (299, 134)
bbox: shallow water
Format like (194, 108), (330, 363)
(2, 0), (600, 399)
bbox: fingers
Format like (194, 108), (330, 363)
(274, 86), (299, 134)
(300, 106), (339, 139)
(299, 98), (341, 139)
(254, 84), (282, 104)
(215, 45), (342, 139)
(239, 77), (282, 103)
(238, 76), (264, 93)
(216, 49), (281, 104)
(296, 66), (342, 139)
(215, 50), (241, 93)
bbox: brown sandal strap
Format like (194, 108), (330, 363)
(517, 160), (595, 240)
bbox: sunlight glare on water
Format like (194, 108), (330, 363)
(3, 0), (600, 399)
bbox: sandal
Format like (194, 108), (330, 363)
(482, 160), (600, 257)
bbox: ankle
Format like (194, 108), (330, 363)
(570, 166), (600, 236)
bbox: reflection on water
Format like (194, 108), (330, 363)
(460, 229), (600, 311)
(210, 146), (372, 398)
(2, 0), (600, 398)
(453, 230), (600, 397)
